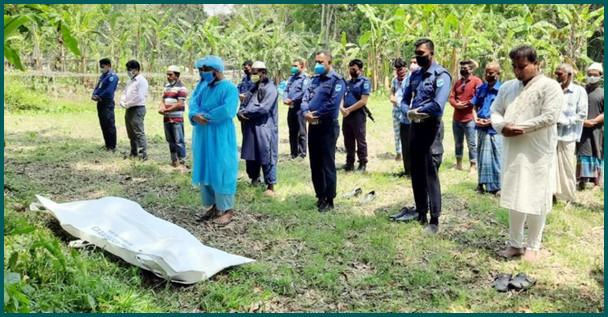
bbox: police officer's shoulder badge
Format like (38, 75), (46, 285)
(303, 78), (309, 85)
(109, 76), (115, 82)
(335, 84), (342, 92)
(364, 82), (370, 89)
(436, 78), (444, 87)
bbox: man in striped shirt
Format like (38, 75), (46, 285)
(158, 65), (189, 169)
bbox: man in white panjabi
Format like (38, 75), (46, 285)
(490, 45), (564, 262)
(553, 63), (588, 203)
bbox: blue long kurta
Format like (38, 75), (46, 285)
(238, 79), (279, 165)
(189, 79), (239, 195)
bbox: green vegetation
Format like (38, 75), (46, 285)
(3, 79), (604, 312)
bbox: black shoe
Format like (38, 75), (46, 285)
(393, 207), (418, 222)
(357, 163), (366, 173)
(340, 163), (355, 172)
(389, 206), (414, 219)
(318, 200), (334, 212)
(316, 197), (326, 208)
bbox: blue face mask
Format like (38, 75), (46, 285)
(201, 71), (215, 83)
(199, 71), (206, 81)
(291, 66), (299, 75)
(314, 63), (325, 75)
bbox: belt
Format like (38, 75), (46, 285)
(310, 118), (337, 125)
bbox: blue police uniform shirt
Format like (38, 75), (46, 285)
(237, 75), (254, 94)
(301, 69), (346, 121)
(344, 76), (371, 109)
(471, 81), (502, 134)
(401, 62), (452, 118)
(284, 73), (309, 106)
(92, 71), (118, 100)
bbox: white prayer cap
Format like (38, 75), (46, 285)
(252, 61), (266, 70)
(588, 62), (603, 74)
(167, 65), (181, 73)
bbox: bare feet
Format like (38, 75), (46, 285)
(497, 246), (524, 259)
(469, 163), (477, 174)
(523, 250), (537, 262)
(213, 210), (234, 226)
(264, 185), (275, 196)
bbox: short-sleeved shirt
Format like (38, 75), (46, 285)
(471, 81), (501, 134)
(344, 76), (371, 110)
(301, 69), (346, 121)
(400, 62), (452, 118)
(162, 81), (188, 123)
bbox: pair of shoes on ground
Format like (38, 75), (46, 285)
(339, 163), (367, 173)
(194, 207), (234, 226)
(343, 188), (376, 204)
(390, 207), (439, 234)
(493, 272), (536, 292)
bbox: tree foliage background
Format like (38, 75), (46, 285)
(4, 4), (604, 89)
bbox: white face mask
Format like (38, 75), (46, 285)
(587, 76), (602, 84)
(128, 70), (136, 78)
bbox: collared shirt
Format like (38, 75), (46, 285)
(120, 74), (149, 108)
(283, 73), (309, 107)
(471, 81), (502, 134)
(92, 71), (118, 99)
(449, 75), (483, 122)
(557, 82), (588, 142)
(344, 76), (371, 109)
(301, 69), (346, 120)
(401, 62), (452, 118)
(237, 75), (254, 94)
(393, 74), (411, 124)
(162, 81), (189, 123)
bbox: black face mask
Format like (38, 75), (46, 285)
(244, 69), (250, 76)
(416, 54), (431, 68)
(485, 75), (496, 83)
(460, 69), (469, 77)
(349, 70), (358, 78)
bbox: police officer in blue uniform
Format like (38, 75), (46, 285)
(340, 59), (371, 172)
(237, 60), (254, 101)
(283, 58), (309, 159)
(301, 50), (346, 212)
(91, 58), (119, 151)
(397, 38), (452, 234)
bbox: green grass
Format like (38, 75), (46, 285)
(3, 80), (604, 312)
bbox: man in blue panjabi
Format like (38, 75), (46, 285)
(237, 61), (279, 197)
(190, 56), (240, 226)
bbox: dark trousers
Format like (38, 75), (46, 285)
(287, 106), (307, 158)
(308, 119), (339, 200)
(399, 123), (411, 176)
(246, 160), (277, 185)
(96, 99), (117, 150)
(410, 117), (442, 219)
(342, 110), (367, 165)
(125, 106), (147, 156)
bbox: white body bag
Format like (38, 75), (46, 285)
(32, 195), (254, 284)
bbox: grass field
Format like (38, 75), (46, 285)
(3, 77), (604, 312)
